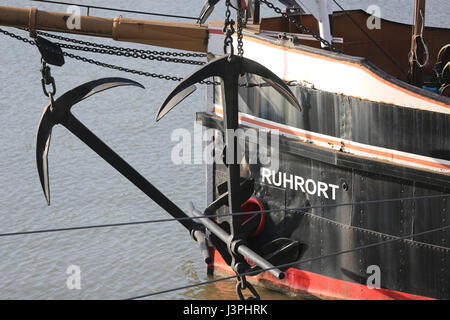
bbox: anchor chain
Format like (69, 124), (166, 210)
(0, 28), (218, 85)
(236, 1), (245, 57)
(222, 2), (261, 301)
(40, 60), (56, 109)
(223, 0), (245, 58)
(229, 241), (260, 300)
(40, 60), (56, 98)
(36, 31), (207, 59)
(236, 275), (260, 300)
(223, 0), (236, 57)
(66, 51), (218, 85)
(56, 42), (206, 66)
(0, 28), (306, 87)
(33, 32), (206, 66)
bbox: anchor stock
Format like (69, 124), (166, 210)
(187, 202), (285, 280)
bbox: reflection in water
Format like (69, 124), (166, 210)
(176, 262), (307, 300)
(181, 274), (306, 301)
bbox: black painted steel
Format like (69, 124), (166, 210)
(36, 36), (64, 66)
(197, 48), (449, 298)
(188, 202), (285, 280)
(237, 74), (450, 161)
(36, 78), (198, 232)
(204, 178), (254, 216)
(191, 229), (212, 264)
(198, 109), (450, 299)
(156, 55), (300, 247)
(197, 0), (220, 24)
(247, 238), (301, 274)
(156, 54), (300, 280)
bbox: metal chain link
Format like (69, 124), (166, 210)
(0, 28), (303, 88)
(40, 59), (56, 97)
(0, 28), (218, 85)
(36, 31), (207, 59)
(0, 27), (35, 44)
(65, 52), (219, 84)
(223, 0), (235, 57)
(236, 275), (260, 300)
(236, 0), (245, 57)
(64, 51), (186, 81)
(56, 42), (206, 66)
(260, 0), (342, 53)
(0, 26), (304, 89)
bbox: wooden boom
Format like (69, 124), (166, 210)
(0, 5), (209, 52)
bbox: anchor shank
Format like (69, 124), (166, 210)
(62, 113), (196, 232)
(223, 74), (243, 240)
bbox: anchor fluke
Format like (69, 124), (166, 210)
(156, 85), (197, 121)
(36, 116), (52, 205)
(197, 0), (220, 24)
(36, 77), (145, 205)
(240, 57), (302, 111)
(156, 55), (301, 122)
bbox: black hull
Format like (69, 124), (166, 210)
(197, 82), (450, 299)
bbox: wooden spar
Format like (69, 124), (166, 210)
(0, 5), (209, 52)
(409, 0), (426, 87)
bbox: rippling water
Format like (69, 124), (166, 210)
(0, 0), (448, 300)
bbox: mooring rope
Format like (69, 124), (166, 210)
(331, 0), (408, 78)
(125, 221), (450, 299)
(260, 0), (341, 52)
(0, 193), (448, 238)
(0, 3), (448, 298)
(29, 0), (200, 21)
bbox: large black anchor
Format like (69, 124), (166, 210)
(36, 77), (200, 231)
(35, 77), (286, 280)
(156, 54), (301, 279)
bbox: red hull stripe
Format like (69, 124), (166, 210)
(209, 249), (435, 300)
(209, 28), (223, 35)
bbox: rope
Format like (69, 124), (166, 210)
(0, 219), (184, 238)
(332, 0), (408, 79)
(260, 0), (341, 52)
(0, 27), (309, 87)
(409, 9), (430, 69)
(0, 193), (448, 238)
(0, 27), (219, 84)
(29, 0), (199, 21)
(126, 221), (450, 299)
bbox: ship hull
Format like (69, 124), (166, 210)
(199, 109), (449, 299)
(207, 248), (435, 300)
(197, 83), (450, 299)
(200, 21), (450, 300)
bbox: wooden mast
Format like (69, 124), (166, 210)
(0, 5), (209, 52)
(408, 0), (427, 87)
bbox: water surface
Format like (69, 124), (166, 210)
(0, 0), (448, 300)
